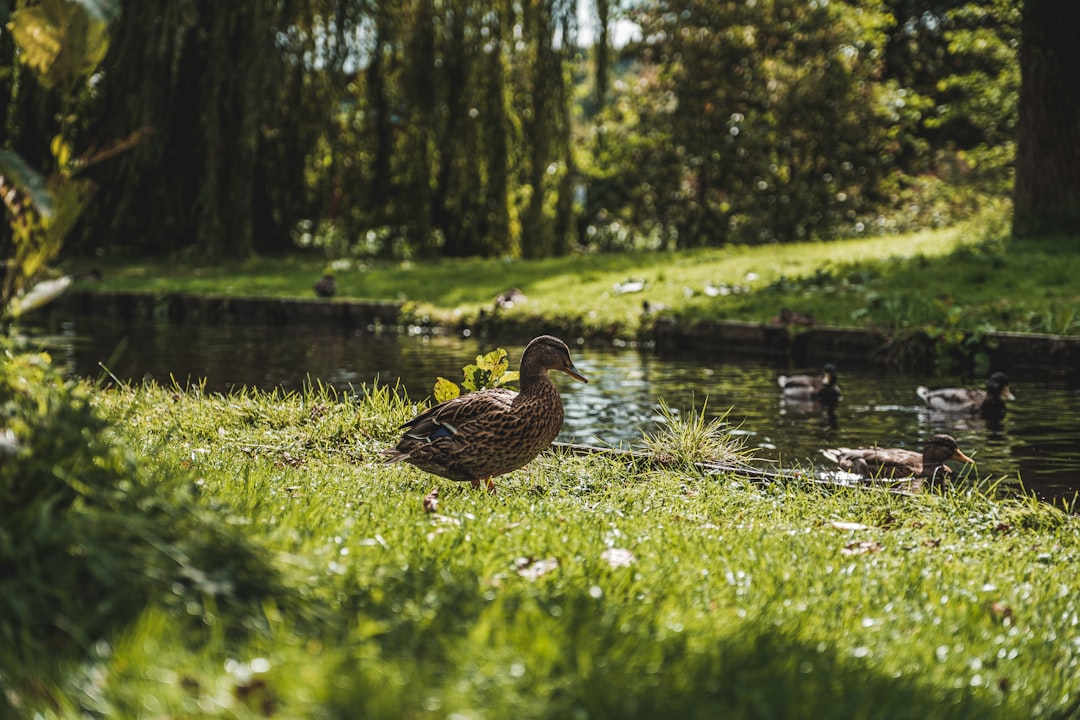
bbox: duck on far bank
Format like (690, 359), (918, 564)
(916, 372), (1015, 419)
(769, 307), (817, 326)
(777, 363), (841, 403)
(821, 434), (974, 484)
(314, 274), (336, 298)
(381, 335), (588, 492)
(494, 288), (528, 309)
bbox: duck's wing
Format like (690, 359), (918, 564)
(779, 374), (821, 396)
(917, 386), (985, 412)
(822, 447), (920, 477)
(394, 389), (517, 448)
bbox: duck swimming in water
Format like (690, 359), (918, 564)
(821, 434), (974, 484)
(777, 363), (841, 403)
(916, 372), (1015, 419)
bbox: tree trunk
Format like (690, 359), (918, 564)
(1013, 0), (1080, 237)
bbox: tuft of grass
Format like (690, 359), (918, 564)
(639, 398), (756, 470)
(5, 341), (1080, 717)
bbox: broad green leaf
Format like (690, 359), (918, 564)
(461, 364), (492, 392)
(475, 349), (509, 376)
(433, 377), (460, 404)
(9, 274), (74, 317)
(495, 370), (519, 389)
(9, 0), (110, 89)
(0, 148), (53, 219)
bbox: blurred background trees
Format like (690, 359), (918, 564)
(0, 0), (1063, 264)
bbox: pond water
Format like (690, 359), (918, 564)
(25, 313), (1080, 507)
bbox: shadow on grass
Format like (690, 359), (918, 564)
(321, 568), (1027, 720)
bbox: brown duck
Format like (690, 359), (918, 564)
(777, 363), (841, 402)
(916, 372), (1015, 419)
(382, 335), (588, 491)
(821, 434), (974, 482)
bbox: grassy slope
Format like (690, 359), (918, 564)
(78, 212), (1080, 339)
(31, 381), (1074, 719)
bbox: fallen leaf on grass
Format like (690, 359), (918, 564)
(515, 556), (559, 581)
(275, 450), (305, 468)
(841, 541), (883, 556)
(423, 487), (439, 513)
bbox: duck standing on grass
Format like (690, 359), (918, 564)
(777, 363), (841, 403)
(916, 372), (1016, 419)
(821, 434), (974, 484)
(382, 335), (588, 492)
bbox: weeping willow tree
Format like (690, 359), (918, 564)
(316, 0), (579, 259)
(76, 0), (328, 259)
(70, 0), (581, 260)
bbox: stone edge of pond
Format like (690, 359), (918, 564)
(53, 290), (1080, 379)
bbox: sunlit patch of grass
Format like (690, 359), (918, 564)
(69, 203), (1080, 339)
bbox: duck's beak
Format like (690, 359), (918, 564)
(1003, 387), (1016, 401)
(562, 362), (588, 383)
(952, 448), (975, 464)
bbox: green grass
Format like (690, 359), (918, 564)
(5, 347), (1079, 718)
(75, 206), (1080, 342)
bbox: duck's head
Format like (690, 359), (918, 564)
(822, 363), (838, 386)
(923, 434), (975, 468)
(986, 372), (1016, 401)
(523, 335), (588, 383)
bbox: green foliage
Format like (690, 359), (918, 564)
(434, 347), (520, 403)
(0, 343), (282, 716)
(581, 0), (1019, 250)
(7, 0), (109, 90)
(0, 149), (53, 220)
(1, 1), (1028, 261)
(1, 0), (116, 318)
(589, 0), (897, 246)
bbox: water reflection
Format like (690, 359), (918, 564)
(25, 313), (1080, 506)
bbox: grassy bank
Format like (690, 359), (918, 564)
(75, 207), (1080, 345)
(4, 347), (1079, 718)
